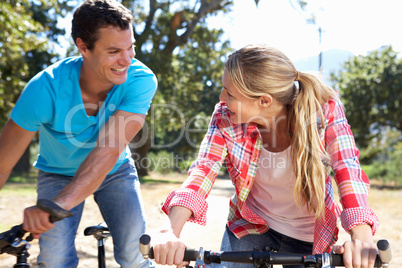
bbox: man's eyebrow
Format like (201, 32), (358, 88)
(106, 42), (136, 50)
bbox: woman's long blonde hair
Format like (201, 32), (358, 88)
(225, 44), (336, 218)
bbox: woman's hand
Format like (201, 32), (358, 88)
(152, 229), (189, 267)
(332, 225), (377, 268)
(151, 206), (192, 267)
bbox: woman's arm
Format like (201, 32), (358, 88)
(325, 99), (378, 267)
(151, 206), (192, 267)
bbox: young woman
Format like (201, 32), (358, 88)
(153, 45), (379, 268)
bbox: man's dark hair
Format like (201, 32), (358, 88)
(71, 0), (133, 50)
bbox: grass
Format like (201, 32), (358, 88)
(2, 170), (184, 193)
(8, 170), (38, 183)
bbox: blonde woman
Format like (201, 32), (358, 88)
(153, 45), (379, 268)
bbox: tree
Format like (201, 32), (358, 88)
(332, 46), (402, 149)
(3, 0), (306, 176)
(124, 0), (308, 175)
(118, 0), (237, 175)
(0, 0), (72, 172)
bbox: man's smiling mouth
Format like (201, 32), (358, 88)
(111, 67), (127, 73)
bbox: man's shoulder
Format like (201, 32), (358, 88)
(34, 56), (81, 81)
(127, 58), (155, 77)
(46, 56), (81, 74)
(25, 57), (81, 96)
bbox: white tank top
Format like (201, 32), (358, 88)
(245, 146), (316, 242)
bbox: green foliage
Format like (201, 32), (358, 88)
(147, 150), (175, 174)
(0, 1), (44, 126)
(131, 1), (232, 133)
(0, 0), (73, 126)
(332, 46), (402, 148)
(8, 170), (38, 183)
(122, 1), (235, 175)
(360, 129), (402, 185)
(146, 150), (196, 174)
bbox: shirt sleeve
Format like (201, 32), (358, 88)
(10, 73), (54, 131)
(162, 105), (228, 225)
(117, 62), (157, 115)
(324, 98), (379, 234)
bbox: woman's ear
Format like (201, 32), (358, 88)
(259, 94), (272, 108)
(76, 38), (88, 55)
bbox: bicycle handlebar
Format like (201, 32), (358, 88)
(139, 234), (392, 267)
(0, 199), (74, 256)
(36, 199), (74, 223)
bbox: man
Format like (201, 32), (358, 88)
(0, 0), (157, 267)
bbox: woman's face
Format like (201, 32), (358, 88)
(219, 69), (267, 125)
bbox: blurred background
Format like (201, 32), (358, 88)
(1, 0), (401, 186)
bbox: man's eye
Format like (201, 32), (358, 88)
(109, 50), (118, 54)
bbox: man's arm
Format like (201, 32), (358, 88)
(23, 110), (146, 235)
(54, 110), (146, 210)
(0, 119), (36, 189)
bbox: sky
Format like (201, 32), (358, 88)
(59, 0), (402, 63)
(208, 0), (402, 62)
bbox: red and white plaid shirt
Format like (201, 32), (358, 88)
(162, 99), (379, 254)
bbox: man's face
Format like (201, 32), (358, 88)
(84, 25), (135, 88)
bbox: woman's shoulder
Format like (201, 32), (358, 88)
(322, 96), (345, 118)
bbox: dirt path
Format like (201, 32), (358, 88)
(1, 176), (401, 267)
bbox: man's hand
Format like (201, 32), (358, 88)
(23, 206), (55, 239)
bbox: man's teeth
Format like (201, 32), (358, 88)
(112, 67), (127, 72)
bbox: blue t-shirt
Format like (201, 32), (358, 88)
(11, 57), (157, 176)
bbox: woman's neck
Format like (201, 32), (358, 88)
(258, 108), (291, 152)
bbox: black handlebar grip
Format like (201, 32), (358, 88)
(37, 199), (74, 223)
(377, 239), (392, 264)
(330, 253), (344, 266)
(182, 248), (199, 261)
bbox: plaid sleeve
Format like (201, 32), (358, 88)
(341, 207), (379, 235)
(324, 99), (379, 234)
(161, 188), (209, 225)
(161, 104), (228, 225)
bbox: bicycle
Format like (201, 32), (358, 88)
(139, 234), (392, 268)
(0, 199), (73, 268)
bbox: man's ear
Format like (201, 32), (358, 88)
(259, 94), (272, 108)
(76, 38), (88, 55)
